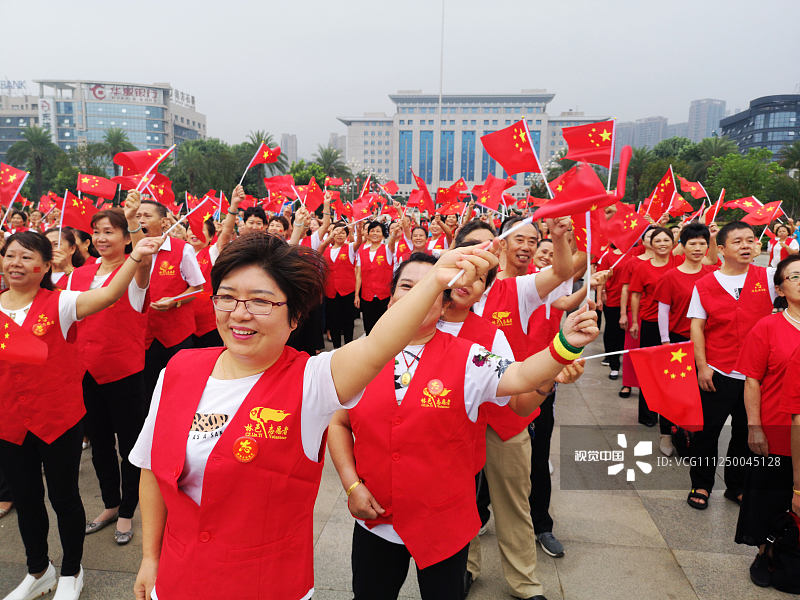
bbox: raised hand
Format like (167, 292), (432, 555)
(561, 303), (600, 349)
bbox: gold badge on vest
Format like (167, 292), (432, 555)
(245, 407), (291, 441)
(420, 379), (453, 409)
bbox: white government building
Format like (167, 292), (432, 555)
(338, 90), (609, 196)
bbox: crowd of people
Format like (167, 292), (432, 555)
(0, 183), (799, 600)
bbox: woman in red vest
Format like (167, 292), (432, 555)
(128, 233), (498, 600)
(0, 230), (161, 600)
(328, 252), (598, 600)
(426, 214), (452, 251)
(734, 255), (799, 587)
(355, 221), (397, 334)
(64, 209), (154, 546)
(44, 228), (85, 287)
(186, 216), (223, 348)
(319, 221), (362, 347)
(768, 223), (799, 267)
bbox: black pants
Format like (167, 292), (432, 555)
(735, 453), (794, 547)
(360, 296), (389, 335)
(82, 371), (146, 519)
(602, 305), (624, 370)
(143, 336), (194, 401)
(192, 328), (223, 349)
(475, 470), (491, 527)
(689, 371), (749, 494)
(0, 462), (11, 502)
(326, 292), (355, 348)
(529, 391), (555, 534)
(351, 523), (469, 600)
(0, 423), (85, 576)
(638, 320), (674, 434)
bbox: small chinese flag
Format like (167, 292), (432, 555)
(114, 149), (171, 177)
(304, 177), (325, 212)
(324, 177), (343, 187)
(263, 175), (296, 196)
(629, 342), (703, 431)
(668, 194), (695, 217)
(210, 190), (230, 215)
(61, 191), (99, 233)
(410, 171), (434, 213)
(0, 313), (48, 364)
(380, 180), (399, 195)
(643, 168), (676, 222)
(250, 143), (281, 167)
(742, 201), (784, 226)
(571, 210), (608, 257)
(704, 189), (725, 225)
(187, 200), (214, 243)
(186, 193), (203, 210)
(532, 164), (614, 221)
(112, 173), (154, 191)
(352, 198), (373, 218)
(475, 174), (515, 211)
(146, 173), (175, 207)
(606, 202), (649, 252)
(677, 176), (707, 200)
(561, 120), (615, 169)
(38, 192), (57, 214)
(77, 173), (117, 200)
(381, 204), (401, 220)
(437, 199), (463, 216)
(238, 195), (258, 211)
(724, 196), (760, 211)
(480, 120), (541, 175)
(0, 163), (29, 208)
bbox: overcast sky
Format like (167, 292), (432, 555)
(3, 0), (798, 158)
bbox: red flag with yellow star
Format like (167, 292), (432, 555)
(531, 163), (614, 220)
(571, 209), (609, 257)
(324, 177), (343, 187)
(561, 120), (615, 169)
(629, 342), (703, 431)
(643, 167), (676, 221)
(742, 201), (784, 226)
(677, 175), (708, 200)
(263, 175), (296, 196)
(187, 201), (215, 243)
(409, 171), (434, 213)
(61, 191), (99, 233)
(0, 163), (29, 208)
(607, 202), (649, 252)
(249, 143), (281, 167)
(114, 149), (172, 177)
(724, 196), (761, 211)
(480, 119), (542, 174)
(0, 312), (48, 364)
(380, 180), (399, 196)
(303, 177), (325, 212)
(475, 174), (515, 211)
(145, 173), (175, 207)
(76, 173), (117, 200)
(668, 194), (695, 217)
(38, 192), (57, 214)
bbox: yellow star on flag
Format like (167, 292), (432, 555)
(82, 177), (90, 183)
(670, 348), (687, 363)
(600, 129), (611, 142)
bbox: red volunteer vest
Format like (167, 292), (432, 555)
(0, 289), (84, 444)
(769, 239), (790, 264)
(430, 234), (446, 250)
(193, 246), (216, 337)
(69, 260), (147, 384)
(151, 346), (322, 600)
(358, 244), (392, 301)
(349, 331), (479, 568)
(695, 265), (774, 373)
(323, 245), (356, 298)
(527, 304), (564, 355)
(480, 278), (536, 440)
(147, 238), (196, 348)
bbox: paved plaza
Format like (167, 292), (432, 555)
(0, 331), (791, 600)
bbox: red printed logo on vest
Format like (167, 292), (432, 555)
(246, 407), (291, 440)
(751, 282), (767, 293)
(421, 379), (453, 409)
(232, 436), (258, 463)
(490, 310), (513, 328)
(158, 260), (177, 277)
(31, 313), (54, 336)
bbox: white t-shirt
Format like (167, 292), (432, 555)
(63, 261), (148, 313)
(356, 243), (394, 267)
(328, 242), (358, 264)
(130, 351), (359, 504)
(0, 289), (80, 338)
(686, 266), (777, 378)
(208, 243), (220, 264)
(149, 236), (206, 293)
(357, 337), (514, 545)
(770, 239), (799, 267)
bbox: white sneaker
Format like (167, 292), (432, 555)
(3, 563), (57, 600)
(52, 566), (83, 600)
(659, 434), (675, 457)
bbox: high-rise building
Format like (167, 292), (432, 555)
(281, 133), (298, 164)
(338, 90), (609, 194)
(0, 93), (40, 163)
(34, 80), (205, 153)
(720, 94), (800, 159)
(634, 117), (668, 149)
(666, 122), (689, 139)
(328, 133), (347, 155)
(688, 99), (726, 142)
(614, 122), (635, 161)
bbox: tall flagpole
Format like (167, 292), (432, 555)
(521, 119), (552, 198)
(434, 0), (445, 193)
(606, 118), (616, 191)
(57, 190), (68, 249)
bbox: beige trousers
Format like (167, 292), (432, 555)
(467, 426), (543, 598)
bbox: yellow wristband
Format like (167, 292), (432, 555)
(794, 488), (800, 496)
(346, 480), (362, 497)
(552, 333), (583, 361)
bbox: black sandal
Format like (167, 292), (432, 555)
(687, 489), (709, 510)
(618, 386), (631, 398)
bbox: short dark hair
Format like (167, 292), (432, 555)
(391, 252), (437, 295)
(679, 222), (710, 246)
(649, 226), (673, 243)
(367, 221), (385, 236)
(1, 231), (55, 290)
(45, 228), (86, 268)
(141, 199), (167, 218)
(210, 232), (326, 326)
(775, 254), (800, 286)
(203, 217), (216, 241)
(774, 223), (791, 237)
(717, 221), (754, 246)
(455, 220), (496, 245)
(500, 216), (539, 238)
(243, 206), (267, 225)
(411, 226), (427, 237)
(267, 215), (289, 232)
(91, 208), (128, 233)
(10, 209), (27, 223)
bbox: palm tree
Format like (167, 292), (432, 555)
(779, 141), (800, 175)
(174, 143), (205, 193)
(6, 126), (61, 201)
(246, 130), (288, 176)
(627, 147), (653, 201)
(688, 136), (738, 181)
(312, 145), (351, 179)
(101, 128), (137, 176)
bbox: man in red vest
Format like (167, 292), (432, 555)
(686, 221), (777, 510)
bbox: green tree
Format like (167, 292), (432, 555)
(289, 159), (327, 186)
(6, 126), (63, 201)
(167, 138), (238, 199)
(312, 145), (351, 179)
(625, 147), (653, 202)
(652, 137), (694, 160)
(101, 128), (137, 176)
(681, 136), (739, 181)
(705, 148), (784, 202)
(779, 141), (800, 174)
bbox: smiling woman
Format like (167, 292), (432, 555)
(128, 231), (500, 600)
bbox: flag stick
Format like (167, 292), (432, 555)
(521, 119), (552, 199)
(584, 211), (592, 304)
(581, 349), (629, 361)
(610, 226), (649, 271)
(446, 215), (536, 287)
(711, 188), (724, 223)
(290, 185), (306, 209)
(606, 119), (616, 192)
(238, 144), (261, 186)
(57, 190), (68, 249)
(135, 145), (175, 192)
(162, 198), (209, 242)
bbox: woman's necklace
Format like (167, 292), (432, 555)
(400, 348), (424, 387)
(784, 308), (800, 326)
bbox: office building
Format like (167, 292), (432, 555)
(281, 133), (298, 164)
(666, 122), (689, 139)
(688, 99), (726, 142)
(328, 133), (347, 155)
(0, 93), (40, 163)
(720, 94), (799, 159)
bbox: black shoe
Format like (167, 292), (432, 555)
(749, 552), (770, 587)
(516, 596), (548, 600)
(618, 386), (631, 398)
(638, 418), (658, 427)
(463, 571), (474, 599)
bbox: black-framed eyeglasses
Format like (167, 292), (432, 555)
(211, 295), (286, 315)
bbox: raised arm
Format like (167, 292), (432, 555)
(123, 190), (144, 246)
(289, 207), (310, 246)
(534, 216), (574, 299)
(217, 185), (244, 250)
(702, 222), (720, 265)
